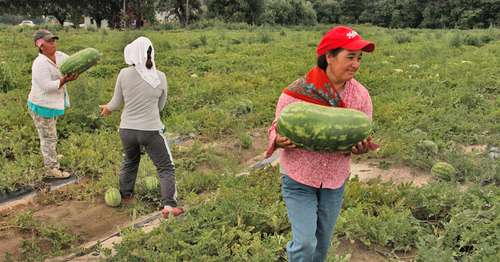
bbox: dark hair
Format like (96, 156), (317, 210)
(146, 46), (153, 69)
(317, 48), (343, 71)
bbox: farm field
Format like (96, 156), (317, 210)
(0, 24), (499, 261)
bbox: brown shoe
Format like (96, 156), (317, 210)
(47, 168), (71, 179)
(121, 194), (136, 205)
(162, 206), (184, 218)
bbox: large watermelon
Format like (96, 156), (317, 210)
(60, 48), (100, 75)
(431, 162), (456, 181)
(104, 187), (121, 207)
(277, 102), (372, 152)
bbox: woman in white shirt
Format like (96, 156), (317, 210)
(28, 29), (78, 178)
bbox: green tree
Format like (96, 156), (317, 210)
(337, 0), (366, 23)
(420, 0), (453, 28)
(289, 0), (317, 25)
(158, 0), (204, 26)
(0, 0), (77, 25)
(126, 0), (158, 28)
(207, 0), (265, 24)
(261, 0), (316, 25)
(391, 0), (423, 28)
(261, 0), (292, 25)
(359, 0), (394, 27)
(80, 0), (122, 28)
(311, 0), (341, 24)
(481, 0), (500, 26)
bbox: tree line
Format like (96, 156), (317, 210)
(1, 0), (498, 29)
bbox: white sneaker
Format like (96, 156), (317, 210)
(47, 168), (71, 179)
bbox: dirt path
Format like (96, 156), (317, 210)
(336, 240), (387, 262)
(0, 199), (131, 261)
(351, 158), (432, 186)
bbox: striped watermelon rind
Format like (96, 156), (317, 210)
(144, 176), (160, 191)
(431, 162), (456, 181)
(276, 102), (372, 152)
(60, 48), (101, 75)
(104, 187), (121, 207)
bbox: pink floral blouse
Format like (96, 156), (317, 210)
(266, 78), (373, 189)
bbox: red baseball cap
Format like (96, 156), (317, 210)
(316, 26), (375, 56)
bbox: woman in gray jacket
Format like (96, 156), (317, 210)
(100, 37), (182, 218)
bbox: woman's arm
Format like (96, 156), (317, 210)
(100, 71), (124, 116)
(351, 89), (378, 154)
(158, 74), (168, 111)
(265, 93), (298, 158)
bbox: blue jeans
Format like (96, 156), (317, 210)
(281, 175), (345, 262)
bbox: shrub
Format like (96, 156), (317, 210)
(0, 62), (16, 93)
(449, 34), (462, 48)
(199, 35), (208, 46)
(479, 34), (494, 44)
(463, 34), (482, 47)
(393, 33), (412, 44)
(257, 31), (273, 43)
(237, 132), (253, 149)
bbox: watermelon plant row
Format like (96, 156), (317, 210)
(103, 168), (499, 261)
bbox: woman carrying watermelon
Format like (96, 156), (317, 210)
(266, 26), (378, 262)
(28, 29), (79, 179)
(99, 37), (183, 218)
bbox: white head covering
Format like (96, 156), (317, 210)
(124, 36), (161, 88)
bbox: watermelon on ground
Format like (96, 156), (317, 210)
(431, 162), (457, 181)
(104, 187), (121, 207)
(144, 176), (160, 191)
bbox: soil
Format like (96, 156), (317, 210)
(336, 239), (416, 262)
(351, 158), (432, 186)
(336, 239), (387, 262)
(0, 198), (131, 261)
(239, 128), (269, 164)
(0, 229), (25, 259)
(33, 200), (131, 241)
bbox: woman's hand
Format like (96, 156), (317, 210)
(351, 137), (379, 154)
(59, 73), (79, 88)
(65, 73), (79, 82)
(276, 133), (297, 149)
(99, 105), (112, 117)
(351, 139), (369, 154)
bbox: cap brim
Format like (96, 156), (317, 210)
(343, 39), (375, 52)
(43, 35), (59, 41)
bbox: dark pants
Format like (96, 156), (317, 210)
(119, 128), (177, 207)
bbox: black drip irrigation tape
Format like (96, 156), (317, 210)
(0, 185), (34, 204)
(46, 175), (79, 190)
(0, 175), (79, 208)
